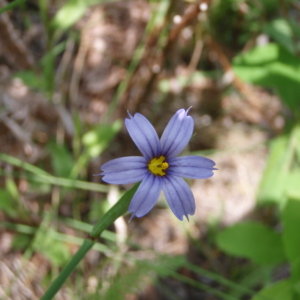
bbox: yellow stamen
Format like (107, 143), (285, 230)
(148, 156), (169, 176)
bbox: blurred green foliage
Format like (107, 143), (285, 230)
(216, 221), (286, 264)
(51, 0), (88, 31)
(252, 279), (294, 300)
(207, 1), (300, 299)
(233, 43), (300, 110)
(82, 121), (122, 158)
(34, 229), (72, 266)
(0, 188), (15, 217)
(257, 125), (300, 205)
(264, 18), (300, 53)
(217, 34), (300, 300)
(216, 198), (300, 299)
(47, 142), (75, 178)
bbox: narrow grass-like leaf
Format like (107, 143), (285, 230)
(186, 262), (254, 296)
(0, 154), (109, 192)
(1, 222), (111, 253)
(282, 198), (300, 281)
(62, 218), (117, 242)
(41, 183), (139, 300)
(0, 0), (26, 14)
(0, 153), (51, 176)
(170, 271), (238, 300)
(103, 255), (186, 300)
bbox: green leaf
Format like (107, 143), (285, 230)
(51, 0), (88, 30)
(260, 0), (281, 12)
(82, 120), (122, 158)
(6, 178), (19, 200)
(51, 0), (118, 30)
(0, 0), (27, 14)
(284, 171), (300, 199)
(282, 199), (300, 280)
(252, 279), (294, 300)
(264, 19), (296, 54)
(15, 70), (46, 91)
(216, 221), (286, 264)
(258, 126), (300, 204)
(257, 135), (289, 205)
(34, 229), (71, 267)
(294, 281), (300, 298)
(0, 188), (15, 217)
(11, 234), (32, 250)
(233, 43), (300, 110)
(47, 142), (74, 178)
(291, 258), (300, 284)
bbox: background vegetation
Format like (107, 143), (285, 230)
(0, 0), (300, 299)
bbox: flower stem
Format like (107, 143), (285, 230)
(41, 239), (94, 300)
(41, 183), (140, 300)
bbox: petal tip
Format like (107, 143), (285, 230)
(186, 106), (192, 114)
(128, 213), (135, 222)
(127, 110), (133, 118)
(93, 172), (104, 176)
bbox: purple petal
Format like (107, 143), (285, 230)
(162, 176), (195, 220)
(102, 170), (147, 184)
(160, 108), (194, 158)
(167, 156), (216, 179)
(101, 156), (147, 173)
(125, 112), (161, 161)
(128, 173), (162, 218)
(100, 156), (148, 184)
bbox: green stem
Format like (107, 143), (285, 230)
(41, 183), (140, 300)
(90, 183), (140, 238)
(41, 239), (94, 300)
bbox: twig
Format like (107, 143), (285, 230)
(136, 1), (202, 107)
(0, 0), (35, 69)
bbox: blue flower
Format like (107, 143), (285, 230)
(100, 108), (216, 220)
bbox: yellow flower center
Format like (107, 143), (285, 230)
(148, 156), (169, 176)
